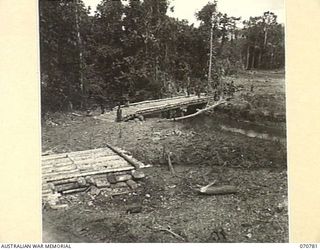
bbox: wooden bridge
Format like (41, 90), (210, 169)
(96, 95), (214, 121)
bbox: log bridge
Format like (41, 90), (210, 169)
(122, 95), (214, 121)
(96, 95), (215, 122)
(42, 145), (150, 207)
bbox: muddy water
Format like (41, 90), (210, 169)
(185, 114), (286, 144)
(220, 124), (286, 144)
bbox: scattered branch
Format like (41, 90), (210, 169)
(199, 180), (217, 193)
(154, 223), (185, 242)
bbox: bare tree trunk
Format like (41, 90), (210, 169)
(258, 50), (262, 69)
(264, 28), (268, 49)
(75, 0), (86, 109)
(218, 23), (227, 56)
(251, 47), (255, 69)
(246, 46), (250, 70)
(208, 21), (214, 86)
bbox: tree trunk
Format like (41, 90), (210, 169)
(270, 46), (274, 69)
(75, 0), (86, 109)
(246, 46), (250, 70)
(258, 50), (262, 69)
(208, 22), (214, 86)
(264, 28), (268, 49)
(218, 24), (226, 56)
(251, 47), (255, 69)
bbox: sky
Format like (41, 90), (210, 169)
(82, 0), (285, 26)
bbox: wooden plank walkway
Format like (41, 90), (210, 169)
(42, 147), (149, 202)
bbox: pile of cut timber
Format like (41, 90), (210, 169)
(42, 147), (149, 207)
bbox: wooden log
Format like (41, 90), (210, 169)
(42, 166), (77, 174)
(49, 178), (78, 185)
(43, 165), (77, 172)
(42, 189), (53, 195)
(43, 159), (129, 173)
(109, 170), (131, 176)
(199, 185), (237, 195)
(121, 95), (186, 108)
(43, 169), (80, 179)
(78, 159), (129, 169)
(62, 187), (88, 195)
(105, 144), (142, 169)
(42, 154), (69, 161)
(42, 152), (119, 167)
(169, 99), (227, 121)
(135, 97), (212, 115)
(112, 147), (146, 167)
(108, 174), (132, 184)
(42, 148), (115, 162)
(55, 183), (80, 192)
(44, 164), (124, 181)
(46, 165), (134, 182)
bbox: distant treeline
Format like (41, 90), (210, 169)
(39, 0), (285, 112)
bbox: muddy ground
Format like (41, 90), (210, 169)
(42, 70), (288, 243)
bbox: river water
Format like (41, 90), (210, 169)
(185, 114), (286, 145)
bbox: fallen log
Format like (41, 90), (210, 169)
(199, 185), (237, 195)
(105, 143), (142, 169)
(169, 99), (227, 121)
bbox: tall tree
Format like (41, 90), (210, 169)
(39, 0), (285, 113)
(40, 0), (89, 111)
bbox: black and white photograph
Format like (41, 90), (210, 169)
(40, 0), (287, 243)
